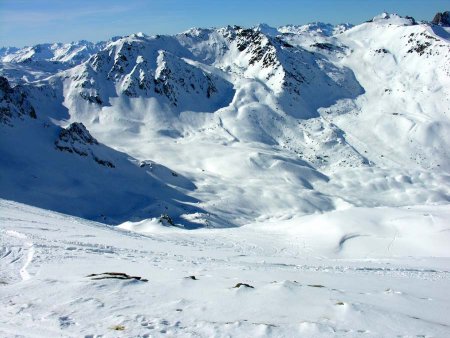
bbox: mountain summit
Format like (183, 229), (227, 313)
(432, 11), (450, 26)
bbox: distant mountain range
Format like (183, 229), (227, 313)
(1, 12), (449, 227)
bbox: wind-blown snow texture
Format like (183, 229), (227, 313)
(1, 12), (450, 337)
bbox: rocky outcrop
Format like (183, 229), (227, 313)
(55, 122), (115, 168)
(153, 50), (222, 106)
(57, 122), (98, 146)
(0, 76), (36, 125)
(432, 11), (450, 26)
(221, 26), (280, 69)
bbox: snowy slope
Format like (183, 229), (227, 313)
(1, 13), (449, 227)
(1, 200), (449, 337)
(327, 14), (450, 171)
(0, 77), (202, 226)
(1, 11), (450, 337)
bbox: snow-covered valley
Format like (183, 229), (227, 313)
(1, 11), (450, 337)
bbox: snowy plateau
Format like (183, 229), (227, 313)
(1, 12), (450, 337)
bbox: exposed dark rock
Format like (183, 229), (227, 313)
(407, 41), (432, 55)
(159, 213), (175, 226)
(185, 275), (198, 280)
(0, 76), (37, 125)
(79, 92), (103, 105)
(405, 32), (439, 56)
(0, 77), (11, 93)
(58, 122), (98, 145)
(233, 282), (254, 289)
(307, 284), (325, 288)
(93, 156), (115, 168)
(405, 16), (418, 25)
(139, 160), (153, 168)
(375, 48), (389, 54)
(311, 43), (334, 51)
(86, 272), (148, 282)
(222, 27), (280, 68)
(432, 11), (450, 26)
(55, 122), (115, 168)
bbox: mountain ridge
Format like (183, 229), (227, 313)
(1, 12), (449, 227)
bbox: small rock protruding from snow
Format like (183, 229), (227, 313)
(159, 213), (175, 226)
(87, 272), (148, 282)
(185, 275), (198, 280)
(233, 282), (254, 289)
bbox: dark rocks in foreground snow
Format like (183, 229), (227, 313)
(87, 272), (148, 282)
(234, 282), (255, 289)
(185, 275), (198, 280)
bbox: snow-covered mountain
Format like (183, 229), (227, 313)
(0, 46), (19, 58)
(59, 26), (361, 121)
(0, 39), (118, 84)
(1, 11), (450, 337)
(0, 76), (202, 226)
(1, 12), (449, 228)
(279, 22), (354, 36)
(0, 40), (109, 65)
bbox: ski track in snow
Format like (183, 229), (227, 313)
(1, 229), (35, 284)
(1, 200), (450, 337)
(4, 230), (35, 281)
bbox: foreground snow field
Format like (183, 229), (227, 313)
(1, 200), (449, 337)
(1, 11), (450, 337)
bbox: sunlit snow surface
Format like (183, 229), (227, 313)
(1, 13), (450, 337)
(1, 200), (450, 337)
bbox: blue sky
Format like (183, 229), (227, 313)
(1, 0), (448, 47)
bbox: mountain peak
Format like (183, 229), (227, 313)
(432, 11), (450, 26)
(370, 12), (417, 26)
(253, 23), (279, 37)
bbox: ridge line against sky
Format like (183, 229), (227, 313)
(0, 0), (448, 47)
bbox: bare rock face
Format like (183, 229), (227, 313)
(0, 76), (36, 125)
(55, 122), (115, 168)
(57, 122), (98, 146)
(432, 11), (450, 26)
